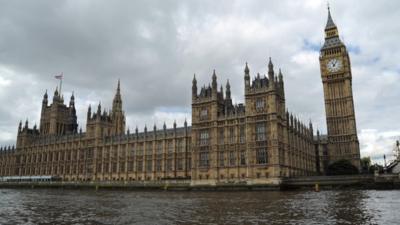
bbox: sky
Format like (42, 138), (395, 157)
(0, 0), (399, 163)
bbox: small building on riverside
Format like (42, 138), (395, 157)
(387, 160), (400, 174)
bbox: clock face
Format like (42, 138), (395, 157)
(326, 58), (343, 73)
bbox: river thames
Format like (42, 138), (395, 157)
(0, 189), (399, 225)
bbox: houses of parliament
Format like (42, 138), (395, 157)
(0, 8), (360, 185)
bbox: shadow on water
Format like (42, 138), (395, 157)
(0, 189), (399, 225)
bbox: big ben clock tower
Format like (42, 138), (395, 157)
(319, 7), (361, 170)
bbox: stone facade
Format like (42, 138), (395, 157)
(0, 8), (361, 182)
(191, 59), (315, 185)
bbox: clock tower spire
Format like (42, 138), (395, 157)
(319, 6), (361, 170)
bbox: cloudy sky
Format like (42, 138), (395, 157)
(0, 0), (399, 163)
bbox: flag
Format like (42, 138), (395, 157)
(55, 73), (63, 80)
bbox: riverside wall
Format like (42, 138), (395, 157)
(0, 174), (399, 191)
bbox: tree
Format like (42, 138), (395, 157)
(360, 157), (371, 174)
(369, 163), (384, 174)
(327, 159), (359, 175)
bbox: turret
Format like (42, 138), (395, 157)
(268, 57), (275, 89)
(244, 62), (250, 90)
(112, 79), (122, 113)
(225, 79), (231, 100)
(97, 102), (101, 119)
(192, 74), (197, 100)
(278, 68), (283, 84)
(16, 121), (22, 135)
(212, 69), (217, 89)
(111, 79), (125, 135)
(212, 69), (217, 98)
(87, 104), (92, 120)
(69, 92), (75, 107)
(290, 113), (294, 128)
(42, 90), (48, 106)
(278, 68), (285, 98)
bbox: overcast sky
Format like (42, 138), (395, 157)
(0, 0), (399, 163)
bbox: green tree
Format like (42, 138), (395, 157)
(360, 157), (371, 174)
(327, 159), (359, 175)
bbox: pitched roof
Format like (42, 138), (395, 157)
(325, 7), (336, 30)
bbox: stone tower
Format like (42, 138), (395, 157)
(39, 87), (78, 136)
(319, 7), (360, 169)
(111, 79), (126, 135)
(191, 70), (226, 182)
(244, 58), (287, 178)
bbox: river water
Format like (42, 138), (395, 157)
(0, 189), (398, 225)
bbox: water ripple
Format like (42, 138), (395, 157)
(0, 189), (399, 224)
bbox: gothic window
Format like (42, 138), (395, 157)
(240, 150), (246, 165)
(128, 162), (134, 172)
(219, 151), (224, 167)
(177, 158), (183, 170)
(112, 163), (117, 173)
(229, 127), (235, 143)
(137, 144), (143, 156)
(219, 128), (224, 144)
(256, 98), (265, 111)
(137, 161), (143, 172)
(146, 159), (152, 172)
(167, 159), (173, 171)
(240, 126), (246, 143)
(200, 130), (210, 146)
(130, 147), (135, 158)
(200, 108), (208, 120)
(229, 151), (235, 166)
(167, 141), (174, 153)
(256, 148), (268, 164)
(157, 141), (163, 154)
(156, 159), (162, 171)
(177, 139), (184, 153)
(199, 152), (209, 167)
(256, 123), (266, 141)
(146, 143), (153, 155)
(119, 163), (125, 172)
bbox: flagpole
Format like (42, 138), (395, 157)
(59, 72), (63, 94)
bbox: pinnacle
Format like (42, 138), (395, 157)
(325, 5), (336, 30)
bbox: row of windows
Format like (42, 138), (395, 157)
(18, 149), (92, 164)
(200, 123), (266, 146)
(218, 151), (246, 167)
(324, 47), (341, 56)
(19, 158), (192, 176)
(199, 149), (268, 168)
(218, 126), (246, 144)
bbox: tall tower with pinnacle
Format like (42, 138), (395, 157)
(319, 6), (360, 169)
(111, 79), (126, 135)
